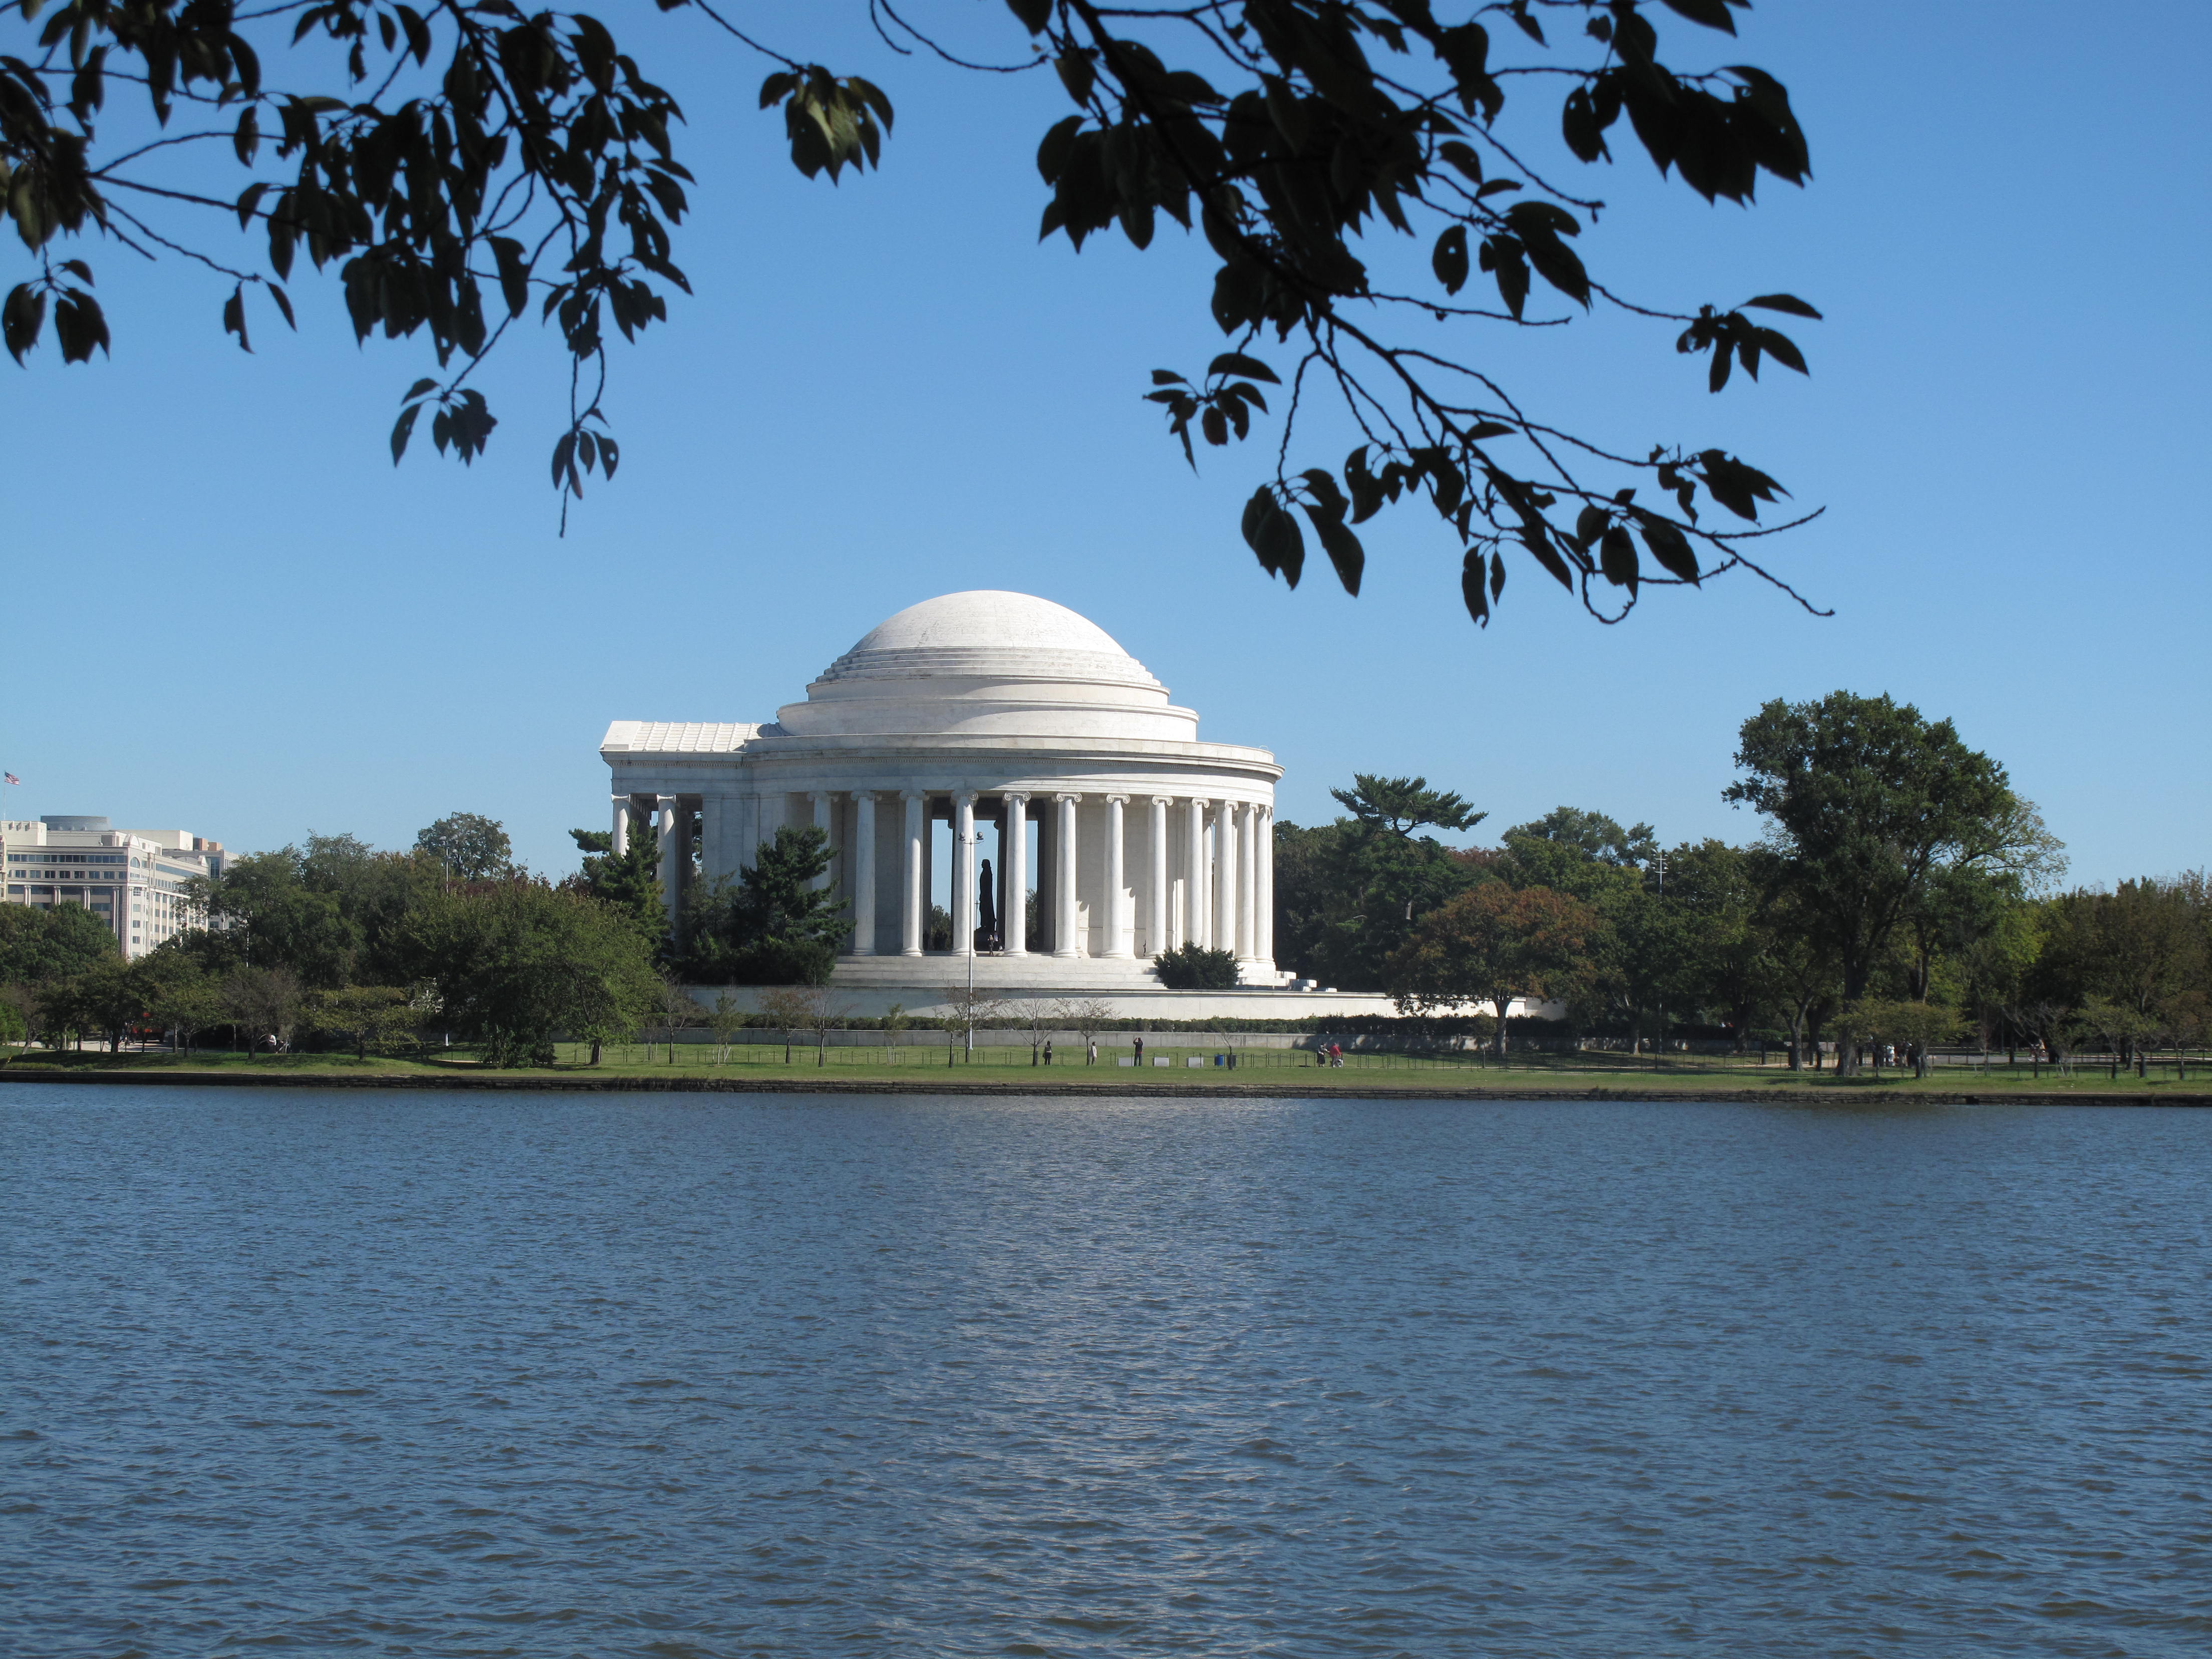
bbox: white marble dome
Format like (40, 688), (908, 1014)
(776, 590), (1198, 740)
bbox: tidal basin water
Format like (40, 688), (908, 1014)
(4, 1089), (2207, 1657)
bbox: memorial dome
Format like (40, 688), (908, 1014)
(775, 590), (1198, 740)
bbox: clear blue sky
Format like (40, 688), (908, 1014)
(8, 2), (2206, 885)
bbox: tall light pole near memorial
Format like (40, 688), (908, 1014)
(962, 815), (978, 1059)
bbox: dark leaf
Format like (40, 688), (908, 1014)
(1244, 492), (1305, 588)
(1304, 504), (1365, 596)
(1460, 549), (1489, 626)
(390, 402), (421, 464)
(1636, 515), (1703, 581)
(1466, 421), (1514, 441)
(222, 286), (250, 353)
(490, 236), (530, 317)
(1755, 327), (1808, 374)
(1481, 237), (1529, 320)
(1207, 351), (1279, 384)
(1745, 292), (1822, 319)
(1659, 0), (1741, 33)
(1431, 224), (1469, 294)
(1437, 140), (1482, 184)
(1005, 0), (1053, 33)
(1598, 524), (1638, 590)
(1300, 467), (1349, 520)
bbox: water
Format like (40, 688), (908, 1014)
(3, 1088), (2207, 1658)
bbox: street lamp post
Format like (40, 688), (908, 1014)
(963, 818), (978, 1058)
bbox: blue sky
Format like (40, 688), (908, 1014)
(7, 1), (2206, 885)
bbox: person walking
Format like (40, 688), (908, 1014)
(1134, 1035), (1145, 1065)
(1087, 1039), (1097, 1066)
(1043, 1038), (1053, 1066)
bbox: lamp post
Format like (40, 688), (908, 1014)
(962, 816), (978, 1059)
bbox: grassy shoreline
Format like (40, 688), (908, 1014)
(3, 1045), (2206, 1104)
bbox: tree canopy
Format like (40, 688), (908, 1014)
(1726, 693), (2035, 1011)
(4, 0), (1823, 624)
(415, 810), (514, 880)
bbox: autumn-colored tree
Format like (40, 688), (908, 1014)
(1386, 881), (1600, 1058)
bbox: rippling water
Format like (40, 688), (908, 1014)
(4, 1087), (2207, 1657)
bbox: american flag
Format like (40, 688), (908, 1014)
(2, 773), (16, 785)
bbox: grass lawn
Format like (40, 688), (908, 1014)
(4, 1042), (2205, 1096)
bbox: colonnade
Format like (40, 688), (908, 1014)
(612, 788), (1275, 965)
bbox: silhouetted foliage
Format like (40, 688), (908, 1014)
(4, 1), (1822, 617)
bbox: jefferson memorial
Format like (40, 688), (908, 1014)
(602, 591), (1375, 1015)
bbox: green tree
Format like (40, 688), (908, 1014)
(74, 957), (142, 1050)
(396, 880), (660, 1066)
(1277, 773), (1487, 989)
(567, 826), (665, 943)
(677, 825), (846, 985)
(1329, 774), (1485, 841)
(415, 812), (515, 881)
(133, 953), (223, 1054)
(0, 901), (120, 983)
(1745, 853), (1840, 1069)
(755, 984), (810, 1064)
(1387, 882), (1600, 1059)
(307, 984), (420, 1059)
(189, 847), (363, 987)
(2028, 876), (2208, 1066)
(1725, 693), (2022, 1073)
(223, 964), (304, 1056)
(706, 991), (746, 1065)
(1662, 839), (1765, 1048)
(4, 2), (1821, 624)
(2, 982), (45, 1052)
(1503, 806), (1655, 872)
(1496, 808), (1671, 1044)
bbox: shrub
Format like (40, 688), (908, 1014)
(1154, 944), (1240, 990)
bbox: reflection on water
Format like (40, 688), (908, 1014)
(3, 1088), (2207, 1656)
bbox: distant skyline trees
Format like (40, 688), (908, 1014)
(1, 727), (2202, 1072)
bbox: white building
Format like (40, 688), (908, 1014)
(604, 590), (1542, 1020)
(2, 815), (225, 960)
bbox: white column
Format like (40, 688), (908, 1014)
(611, 794), (632, 857)
(1238, 801), (1258, 959)
(699, 795), (727, 883)
(1053, 793), (1082, 958)
(1216, 801), (1237, 963)
(1257, 804), (1275, 965)
(655, 794), (682, 933)
(1185, 797), (1209, 949)
(852, 792), (878, 955)
(1003, 793), (1028, 955)
(810, 791), (835, 892)
(900, 791), (925, 956)
(1148, 796), (1171, 960)
(731, 793), (757, 875)
(1103, 794), (1130, 957)
(953, 791), (977, 957)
